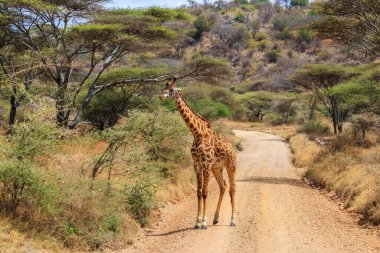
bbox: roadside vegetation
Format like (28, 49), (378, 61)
(0, 0), (379, 251)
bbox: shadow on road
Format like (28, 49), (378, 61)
(261, 138), (287, 143)
(236, 176), (306, 187)
(147, 227), (193, 237)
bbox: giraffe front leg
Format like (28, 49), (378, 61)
(194, 165), (203, 229)
(194, 187), (203, 229)
(201, 165), (211, 229)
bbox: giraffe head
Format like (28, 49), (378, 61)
(159, 78), (180, 99)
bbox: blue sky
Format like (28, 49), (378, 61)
(106, 0), (213, 8)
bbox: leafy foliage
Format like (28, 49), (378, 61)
(311, 0), (380, 56)
(193, 13), (212, 41)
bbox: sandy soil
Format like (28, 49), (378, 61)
(119, 130), (380, 253)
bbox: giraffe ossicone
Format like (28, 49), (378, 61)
(159, 78), (237, 229)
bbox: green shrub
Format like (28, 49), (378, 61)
(124, 169), (159, 227)
(234, 0), (248, 4)
(234, 12), (247, 23)
(193, 13), (211, 41)
(258, 39), (271, 51)
(291, 0), (309, 8)
(0, 159), (58, 215)
(190, 99), (232, 120)
(82, 86), (150, 130)
(297, 28), (313, 43)
(103, 214), (120, 233)
(255, 31), (268, 41)
(297, 121), (330, 135)
(277, 28), (292, 40)
(9, 119), (60, 160)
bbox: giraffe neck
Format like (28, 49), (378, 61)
(173, 92), (211, 138)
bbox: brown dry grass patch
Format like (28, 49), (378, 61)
(306, 145), (380, 224)
(289, 134), (322, 168)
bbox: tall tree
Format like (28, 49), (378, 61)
(290, 64), (354, 134)
(0, 2), (181, 127)
(311, 0), (380, 57)
(210, 23), (250, 58)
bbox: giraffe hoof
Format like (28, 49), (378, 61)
(201, 224), (208, 229)
(230, 221), (236, 227)
(213, 220), (218, 225)
(194, 224), (201, 229)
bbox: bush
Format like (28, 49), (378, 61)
(258, 39), (271, 51)
(297, 121), (330, 135)
(191, 99), (232, 120)
(265, 49), (281, 63)
(122, 111), (188, 163)
(82, 87), (149, 130)
(124, 168), (159, 227)
(350, 114), (379, 145)
(234, 0), (248, 4)
(291, 0), (309, 8)
(0, 160), (38, 213)
(234, 12), (247, 23)
(9, 118), (60, 160)
(271, 14), (290, 31)
(277, 28), (292, 40)
(255, 31), (268, 41)
(297, 28), (313, 43)
(193, 13), (211, 41)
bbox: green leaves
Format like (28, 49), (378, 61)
(94, 67), (167, 86)
(310, 0), (380, 56)
(290, 64), (354, 89)
(183, 56), (233, 85)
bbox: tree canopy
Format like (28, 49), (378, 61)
(311, 0), (380, 57)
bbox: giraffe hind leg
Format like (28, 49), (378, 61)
(211, 166), (226, 225)
(227, 160), (236, 227)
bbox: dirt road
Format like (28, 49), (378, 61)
(122, 130), (380, 253)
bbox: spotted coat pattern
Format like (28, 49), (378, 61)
(160, 79), (237, 229)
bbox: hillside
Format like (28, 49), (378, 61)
(0, 0), (379, 252)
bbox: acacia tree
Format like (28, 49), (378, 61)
(72, 55), (234, 129)
(0, 1), (183, 127)
(333, 80), (380, 141)
(290, 64), (354, 134)
(311, 0), (380, 57)
(210, 23), (250, 58)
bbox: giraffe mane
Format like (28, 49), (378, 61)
(177, 92), (211, 129)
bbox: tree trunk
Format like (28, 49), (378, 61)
(7, 73), (32, 133)
(331, 97), (338, 134)
(338, 123), (343, 133)
(68, 87), (96, 129)
(56, 86), (67, 127)
(308, 96), (316, 121)
(8, 85), (17, 134)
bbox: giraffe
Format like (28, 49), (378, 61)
(159, 78), (237, 229)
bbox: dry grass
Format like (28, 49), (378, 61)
(306, 139), (380, 224)
(289, 134), (322, 168)
(0, 218), (65, 253)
